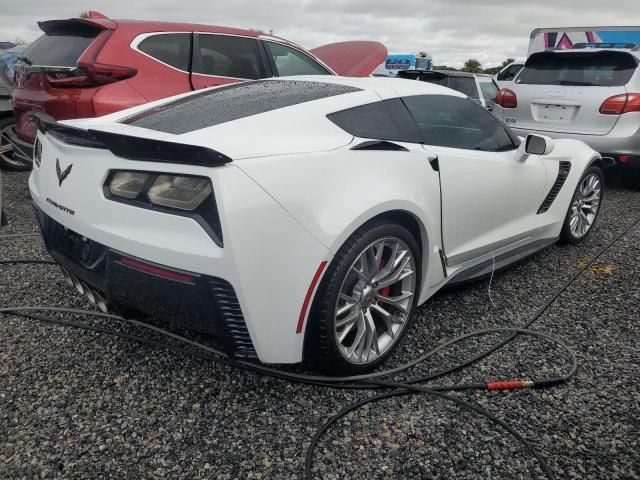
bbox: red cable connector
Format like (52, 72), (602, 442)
(486, 380), (534, 391)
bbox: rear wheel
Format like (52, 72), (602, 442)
(305, 220), (421, 374)
(0, 116), (31, 171)
(559, 166), (603, 244)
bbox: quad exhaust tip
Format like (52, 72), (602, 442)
(61, 268), (109, 313)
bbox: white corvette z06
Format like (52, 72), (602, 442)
(29, 77), (604, 373)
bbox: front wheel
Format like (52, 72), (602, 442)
(559, 166), (604, 244)
(305, 220), (421, 374)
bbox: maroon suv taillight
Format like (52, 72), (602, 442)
(496, 88), (517, 108)
(45, 29), (136, 88)
(599, 93), (640, 115)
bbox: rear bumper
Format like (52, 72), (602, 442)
(34, 206), (258, 360)
(7, 131), (33, 165)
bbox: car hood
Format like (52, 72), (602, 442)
(310, 41), (387, 77)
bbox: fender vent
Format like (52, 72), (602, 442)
(209, 278), (257, 360)
(538, 161), (571, 214)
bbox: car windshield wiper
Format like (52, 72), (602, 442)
(16, 55), (33, 65)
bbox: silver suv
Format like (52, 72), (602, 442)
(493, 44), (640, 170)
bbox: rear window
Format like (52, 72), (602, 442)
(123, 80), (360, 134)
(449, 77), (479, 99)
(517, 51), (638, 87)
(22, 24), (99, 67)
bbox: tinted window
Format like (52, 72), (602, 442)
(265, 42), (331, 76)
(479, 80), (498, 102)
(22, 24), (99, 66)
(403, 95), (516, 152)
(517, 51), (638, 87)
(138, 33), (191, 71)
(497, 63), (523, 81)
(124, 80), (360, 134)
(449, 77), (479, 99)
(327, 99), (422, 143)
(193, 35), (266, 80)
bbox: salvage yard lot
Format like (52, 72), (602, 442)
(1, 170), (639, 479)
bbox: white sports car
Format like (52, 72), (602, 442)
(29, 76), (604, 373)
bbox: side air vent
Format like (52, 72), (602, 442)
(209, 278), (257, 360)
(538, 161), (571, 214)
(351, 140), (409, 151)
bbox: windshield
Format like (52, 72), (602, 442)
(517, 51), (638, 87)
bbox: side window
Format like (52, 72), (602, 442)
(479, 80), (499, 102)
(327, 99), (422, 143)
(403, 94), (516, 152)
(497, 63), (523, 81)
(265, 42), (331, 76)
(449, 77), (479, 99)
(138, 33), (191, 71)
(193, 35), (266, 80)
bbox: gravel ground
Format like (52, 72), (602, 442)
(1, 170), (639, 479)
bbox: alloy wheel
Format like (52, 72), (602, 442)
(334, 236), (417, 365)
(569, 173), (602, 238)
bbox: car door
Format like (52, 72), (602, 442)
(403, 94), (548, 267)
(190, 33), (271, 89)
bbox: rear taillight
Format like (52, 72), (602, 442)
(496, 88), (517, 108)
(599, 93), (640, 115)
(46, 29), (136, 88)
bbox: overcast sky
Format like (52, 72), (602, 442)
(2, 0), (639, 68)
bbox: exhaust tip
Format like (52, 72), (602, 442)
(84, 287), (96, 304)
(71, 276), (84, 295)
(60, 269), (74, 287)
(93, 291), (108, 313)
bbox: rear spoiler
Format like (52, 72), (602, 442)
(39, 17), (117, 33)
(33, 113), (232, 167)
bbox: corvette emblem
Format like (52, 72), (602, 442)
(56, 158), (72, 187)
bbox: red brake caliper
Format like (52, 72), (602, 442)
(378, 258), (390, 299)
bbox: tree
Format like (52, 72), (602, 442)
(462, 58), (482, 73)
(417, 51), (431, 59)
(78, 11), (89, 18)
(434, 64), (458, 71)
(483, 57), (517, 75)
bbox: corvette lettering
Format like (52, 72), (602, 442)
(46, 197), (75, 216)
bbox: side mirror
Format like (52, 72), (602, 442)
(521, 134), (555, 156)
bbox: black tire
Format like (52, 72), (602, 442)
(0, 116), (31, 172)
(559, 165), (604, 245)
(304, 219), (422, 374)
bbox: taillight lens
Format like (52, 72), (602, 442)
(108, 171), (213, 211)
(496, 88), (517, 108)
(148, 175), (213, 210)
(599, 93), (640, 115)
(109, 171), (151, 198)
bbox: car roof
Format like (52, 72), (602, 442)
(288, 75), (467, 99)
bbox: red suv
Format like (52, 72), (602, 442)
(9, 12), (385, 168)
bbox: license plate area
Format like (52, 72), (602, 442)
(532, 103), (579, 123)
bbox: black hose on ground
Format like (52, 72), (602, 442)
(2, 216), (638, 479)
